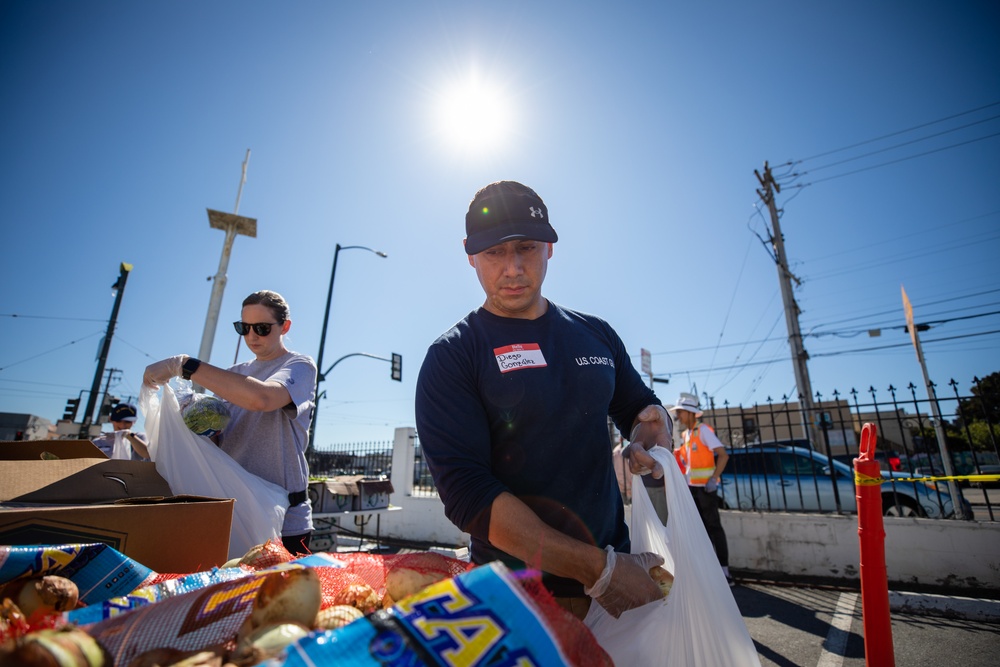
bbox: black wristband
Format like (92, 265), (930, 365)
(181, 357), (201, 380)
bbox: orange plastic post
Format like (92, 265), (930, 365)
(856, 423), (895, 666)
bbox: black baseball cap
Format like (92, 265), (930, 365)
(465, 180), (558, 255)
(110, 403), (138, 423)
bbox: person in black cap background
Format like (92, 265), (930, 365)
(416, 180), (673, 621)
(92, 402), (150, 461)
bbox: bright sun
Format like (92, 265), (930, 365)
(435, 75), (513, 154)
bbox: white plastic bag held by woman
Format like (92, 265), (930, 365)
(585, 446), (760, 666)
(140, 382), (287, 561)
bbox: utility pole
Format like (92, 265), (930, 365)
(97, 368), (121, 424)
(755, 162), (818, 447)
(80, 263), (132, 439)
(902, 286), (967, 518)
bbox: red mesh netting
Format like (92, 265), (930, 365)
(114, 542), (612, 667)
(512, 571), (615, 667)
(318, 551), (473, 607)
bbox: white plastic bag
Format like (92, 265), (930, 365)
(140, 383), (288, 562)
(585, 446), (760, 666)
(111, 431), (131, 461)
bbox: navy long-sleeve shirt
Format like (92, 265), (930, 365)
(415, 301), (660, 596)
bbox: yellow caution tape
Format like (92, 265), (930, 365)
(853, 472), (1000, 485)
(854, 470), (885, 486)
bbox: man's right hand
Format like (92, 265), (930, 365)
(585, 546), (664, 618)
(623, 442), (665, 479)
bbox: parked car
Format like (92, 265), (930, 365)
(832, 450), (909, 473)
(970, 464), (1000, 489)
(720, 444), (972, 519)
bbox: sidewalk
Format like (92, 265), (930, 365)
(889, 590), (1000, 622)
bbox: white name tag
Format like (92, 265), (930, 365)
(494, 343), (547, 373)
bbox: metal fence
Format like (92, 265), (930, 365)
(690, 378), (998, 521)
(312, 376), (999, 521)
(306, 435), (440, 498)
(307, 440), (393, 480)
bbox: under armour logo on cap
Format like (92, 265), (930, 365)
(465, 181), (558, 255)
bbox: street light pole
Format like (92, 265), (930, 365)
(309, 243), (387, 453)
(198, 151), (256, 370)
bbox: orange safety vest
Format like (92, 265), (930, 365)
(675, 423), (718, 487)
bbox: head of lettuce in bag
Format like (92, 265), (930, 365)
(182, 394), (232, 438)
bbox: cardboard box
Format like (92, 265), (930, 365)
(309, 475), (394, 513)
(355, 478), (394, 510)
(0, 440), (234, 573)
(0, 497), (234, 574)
(4, 458), (173, 503)
(309, 476), (361, 513)
(0, 439), (107, 460)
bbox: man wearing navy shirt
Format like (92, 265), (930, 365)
(415, 180), (673, 620)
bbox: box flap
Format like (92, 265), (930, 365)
(322, 475), (364, 495)
(357, 479), (394, 494)
(1, 459), (173, 503)
(0, 440), (108, 461)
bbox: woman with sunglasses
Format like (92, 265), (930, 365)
(143, 290), (317, 556)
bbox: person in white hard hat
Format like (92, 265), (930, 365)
(669, 393), (734, 586)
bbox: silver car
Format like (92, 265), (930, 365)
(720, 444), (971, 519)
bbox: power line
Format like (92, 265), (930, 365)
(810, 329), (1000, 359)
(793, 100), (1000, 164)
(788, 130), (1000, 188)
(652, 303), (1000, 356)
(1, 313), (106, 322)
(803, 229), (1000, 282)
(704, 235), (756, 387)
(798, 210), (1000, 265)
(809, 308), (1000, 338)
(801, 287), (1000, 329)
(797, 113), (1000, 175)
(665, 329), (1000, 376)
(0, 331), (104, 372)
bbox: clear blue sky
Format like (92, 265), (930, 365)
(2, 1), (998, 447)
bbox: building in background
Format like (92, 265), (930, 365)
(0, 413), (52, 441)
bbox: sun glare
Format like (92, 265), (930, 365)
(436, 76), (513, 154)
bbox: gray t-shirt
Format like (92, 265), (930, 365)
(219, 351), (317, 535)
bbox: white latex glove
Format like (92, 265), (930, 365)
(143, 355), (186, 389)
(585, 545), (665, 618)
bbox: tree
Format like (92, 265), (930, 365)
(957, 372), (1000, 425)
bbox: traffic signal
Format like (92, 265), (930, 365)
(99, 395), (120, 422)
(63, 398), (81, 421)
(391, 353), (402, 382)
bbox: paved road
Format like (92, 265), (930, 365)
(965, 485), (999, 520)
(733, 581), (1000, 667)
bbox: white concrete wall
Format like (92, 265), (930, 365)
(381, 427), (469, 547)
(377, 428), (1000, 593)
(719, 511), (1000, 590)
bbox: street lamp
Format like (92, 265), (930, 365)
(309, 243), (387, 452)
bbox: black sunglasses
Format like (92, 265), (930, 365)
(233, 321), (282, 336)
